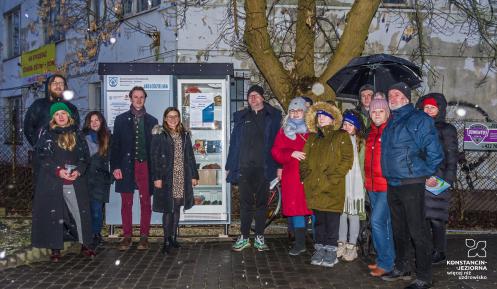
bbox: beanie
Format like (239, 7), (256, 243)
(302, 96), (314, 106)
(422, 97), (438, 108)
(316, 110), (334, 120)
(369, 98), (391, 118)
(247, 85), (264, 98)
(342, 111), (361, 130)
(288, 97), (308, 112)
(50, 102), (72, 118)
(359, 84), (374, 95)
(387, 82), (411, 101)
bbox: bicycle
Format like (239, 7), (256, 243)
(250, 178), (282, 232)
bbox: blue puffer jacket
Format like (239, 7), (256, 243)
(225, 103), (282, 183)
(381, 103), (444, 186)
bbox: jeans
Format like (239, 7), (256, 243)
(388, 183), (432, 283)
(368, 192), (395, 271)
(90, 198), (103, 235)
(338, 213), (360, 245)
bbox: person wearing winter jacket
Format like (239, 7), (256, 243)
(381, 82), (444, 289)
(271, 97), (313, 256)
(364, 98), (395, 277)
(150, 107), (199, 255)
(31, 102), (95, 262)
(416, 93), (458, 265)
(337, 110), (365, 262)
(82, 111), (112, 247)
(300, 101), (353, 268)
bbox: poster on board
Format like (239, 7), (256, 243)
(106, 91), (130, 128)
(190, 93), (215, 128)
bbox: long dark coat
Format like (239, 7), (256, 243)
(85, 133), (112, 203)
(150, 125), (199, 213)
(31, 126), (93, 249)
(416, 93), (458, 221)
(110, 110), (158, 193)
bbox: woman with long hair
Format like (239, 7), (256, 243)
(150, 107), (199, 254)
(82, 111), (112, 246)
(32, 102), (95, 262)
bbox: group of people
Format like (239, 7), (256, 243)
(25, 74), (199, 262)
(227, 84), (457, 289)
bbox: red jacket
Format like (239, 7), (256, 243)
(365, 122), (388, 192)
(271, 129), (313, 217)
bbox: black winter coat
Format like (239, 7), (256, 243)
(31, 126), (93, 249)
(150, 126), (199, 213)
(110, 110), (158, 193)
(23, 96), (79, 147)
(85, 134), (112, 203)
(416, 93), (458, 221)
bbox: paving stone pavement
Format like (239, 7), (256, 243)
(0, 234), (495, 289)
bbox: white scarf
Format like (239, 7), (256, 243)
(344, 135), (365, 215)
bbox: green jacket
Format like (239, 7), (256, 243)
(300, 102), (354, 213)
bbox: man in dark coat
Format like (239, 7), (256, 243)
(416, 93), (458, 265)
(23, 74), (80, 147)
(110, 86), (158, 251)
(226, 85), (282, 252)
(380, 82), (444, 289)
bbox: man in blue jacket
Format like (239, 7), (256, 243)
(380, 82), (443, 289)
(226, 85), (282, 252)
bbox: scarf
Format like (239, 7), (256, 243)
(86, 134), (99, 156)
(344, 135), (365, 215)
(130, 104), (146, 118)
(283, 117), (307, 140)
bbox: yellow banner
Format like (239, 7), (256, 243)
(21, 43), (56, 78)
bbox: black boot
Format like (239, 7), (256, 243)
(169, 236), (181, 248)
(432, 251), (446, 265)
(161, 239), (171, 255)
(289, 228), (306, 256)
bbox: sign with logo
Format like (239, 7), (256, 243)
(21, 43), (56, 78)
(463, 122), (497, 151)
(105, 75), (170, 91)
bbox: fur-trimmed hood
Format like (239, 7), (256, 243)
(152, 124), (190, 136)
(305, 101), (343, 133)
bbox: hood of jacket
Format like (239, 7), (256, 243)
(305, 101), (343, 133)
(415, 93), (447, 122)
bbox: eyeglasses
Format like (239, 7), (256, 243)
(51, 81), (65, 87)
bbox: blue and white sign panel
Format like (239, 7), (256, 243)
(106, 75), (171, 91)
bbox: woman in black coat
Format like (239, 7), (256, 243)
(150, 107), (199, 254)
(82, 111), (112, 247)
(416, 93), (458, 264)
(32, 102), (95, 262)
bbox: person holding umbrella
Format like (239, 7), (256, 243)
(381, 82), (444, 289)
(416, 93), (458, 265)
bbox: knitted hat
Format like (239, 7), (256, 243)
(247, 85), (264, 98)
(342, 111), (361, 130)
(422, 97), (438, 108)
(302, 96), (314, 106)
(50, 102), (72, 118)
(359, 84), (374, 95)
(387, 82), (411, 101)
(316, 109), (334, 120)
(369, 98), (390, 118)
(288, 97), (308, 112)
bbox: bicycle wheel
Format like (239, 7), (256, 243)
(250, 182), (282, 232)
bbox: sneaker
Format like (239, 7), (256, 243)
(310, 244), (325, 266)
(321, 246), (339, 267)
(342, 243), (358, 261)
(432, 251), (446, 265)
(404, 279), (431, 289)
(232, 235), (251, 252)
(381, 268), (412, 282)
(254, 235), (269, 251)
(336, 242), (345, 258)
(50, 249), (61, 263)
(137, 236), (150, 250)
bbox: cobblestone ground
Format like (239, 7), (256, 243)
(0, 235), (495, 289)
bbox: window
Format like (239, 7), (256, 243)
(44, 0), (65, 43)
(4, 7), (21, 58)
(3, 96), (22, 145)
(229, 74), (250, 130)
(383, 0), (408, 4)
(123, 0), (160, 15)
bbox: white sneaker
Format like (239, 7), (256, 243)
(336, 242), (346, 258)
(343, 243), (358, 261)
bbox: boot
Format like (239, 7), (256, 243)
(289, 228), (306, 256)
(50, 249), (61, 263)
(343, 243), (358, 261)
(161, 238), (171, 255)
(336, 242), (346, 258)
(81, 245), (96, 258)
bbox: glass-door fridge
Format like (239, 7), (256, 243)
(177, 79), (230, 224)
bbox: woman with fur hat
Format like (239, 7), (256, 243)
(337, 110), (366, 262)
(271, 97), (313, 256)
(416, 93), (458, 265)
(300, 101), (353, 267)
(32, 102), (95, 262)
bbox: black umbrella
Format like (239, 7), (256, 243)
(327, 54), (423, 101)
